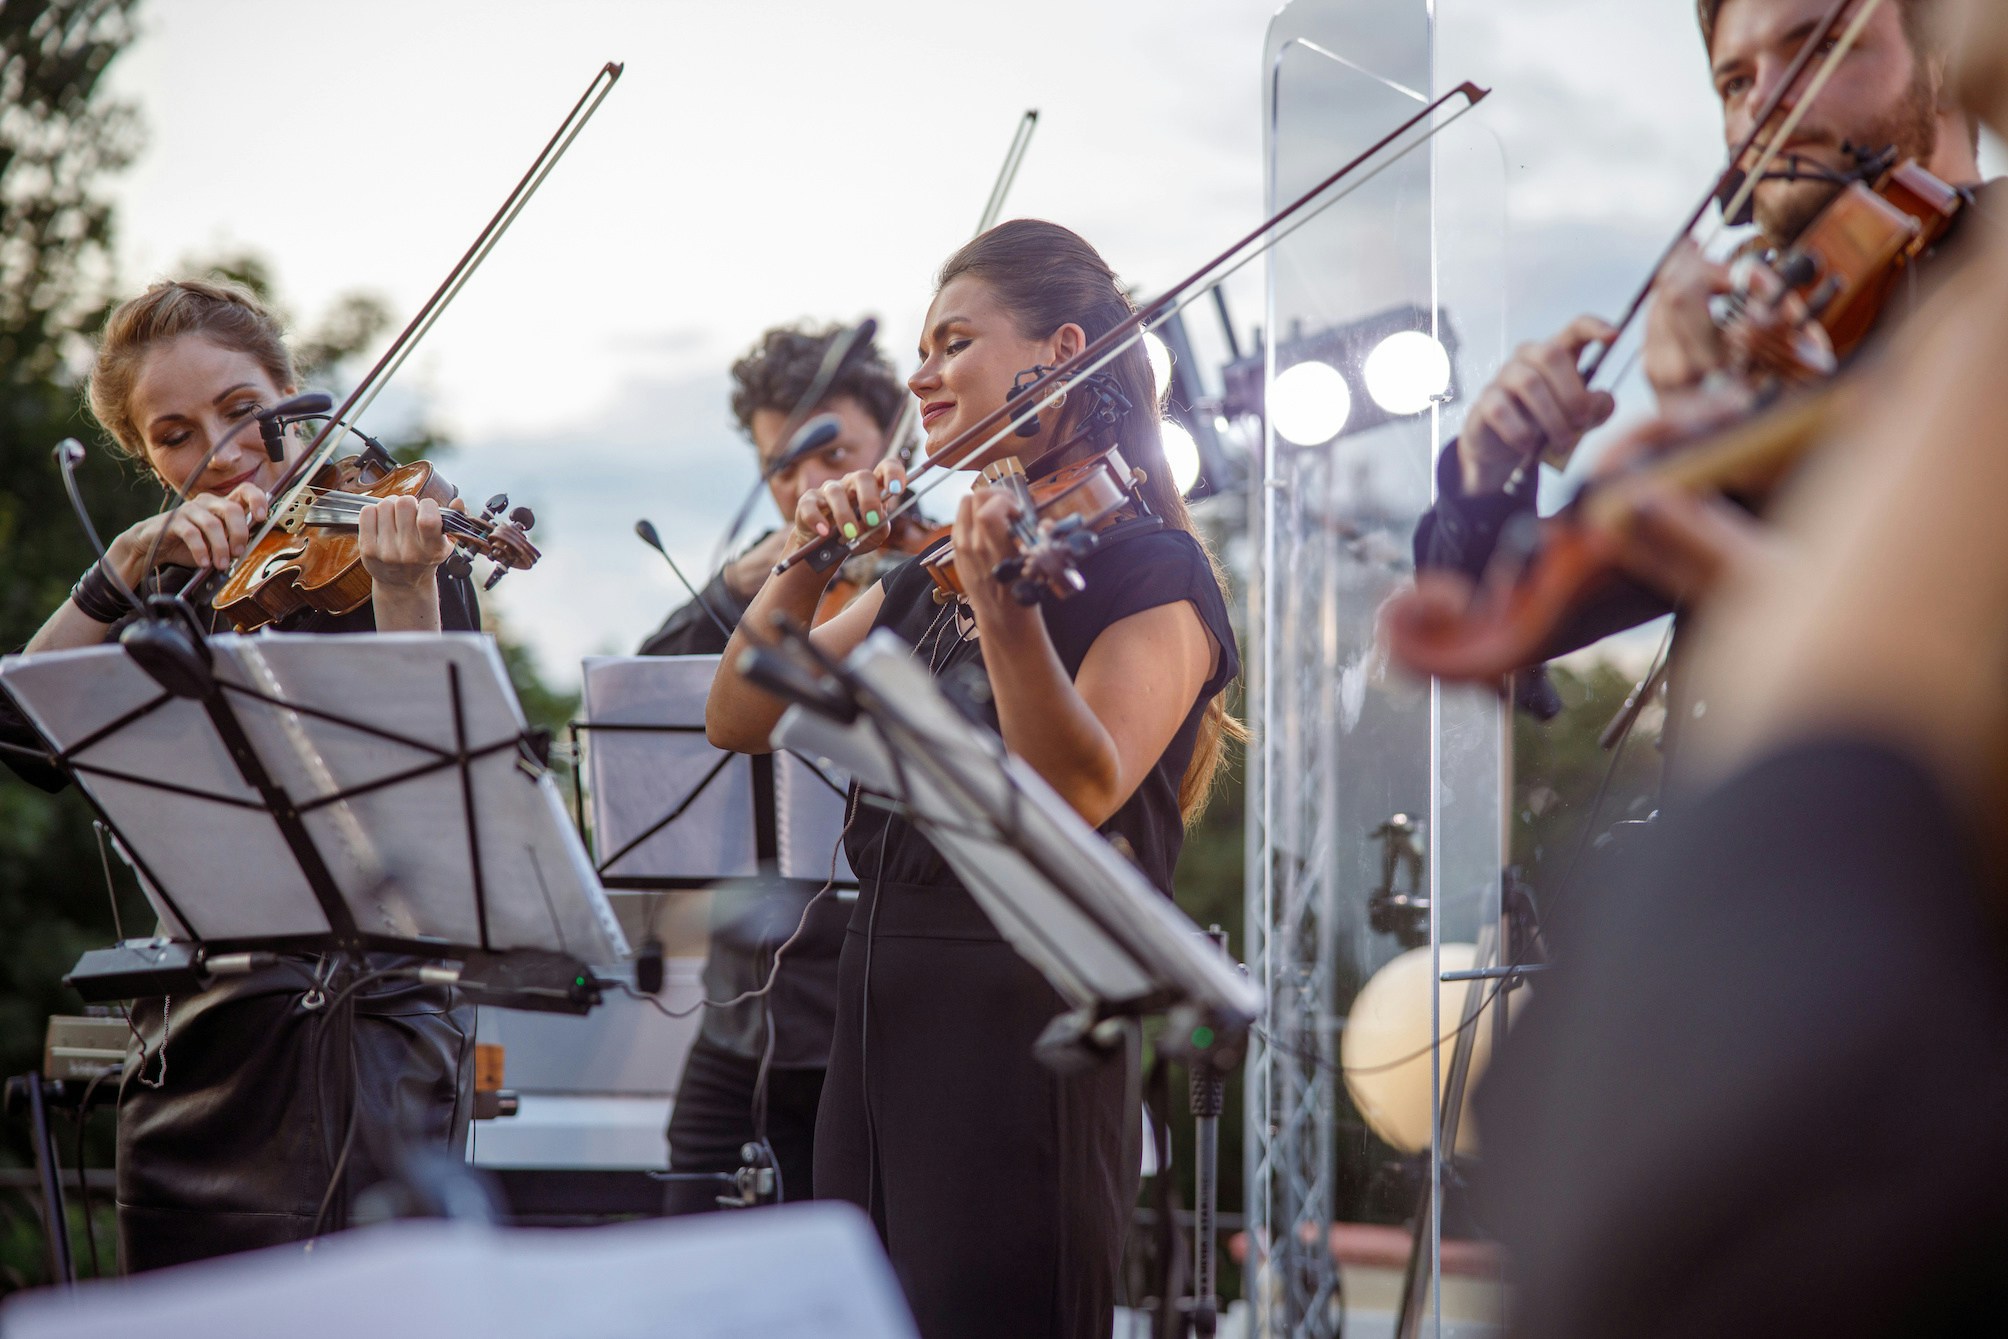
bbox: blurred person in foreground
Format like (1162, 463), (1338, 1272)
(1475, 4), (2008, 1333)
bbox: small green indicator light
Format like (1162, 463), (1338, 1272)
(1192, 1026), (1215, 1049)
(575, 975), (587, 987)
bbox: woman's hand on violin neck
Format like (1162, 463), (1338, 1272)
(1460, 315), (1616, 493)
(358, 494), (455, 590)
(1642, 240), (1736, 401)
(109, 482), (270, 581)
(790, 459), (909, 556)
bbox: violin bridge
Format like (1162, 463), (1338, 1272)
(274, 490), (314, 535)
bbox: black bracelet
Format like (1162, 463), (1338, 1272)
(69, 561), (130, 624)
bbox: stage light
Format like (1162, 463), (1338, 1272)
(1161, 420), (1203, 496)
(1363, 330), (1451, 416)
(1144, 332), (1173, 400)
(1269, 360), (1351, 446)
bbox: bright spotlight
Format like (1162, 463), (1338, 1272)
(1363, 331), (1451, 416)
(1269, 360), (1352, 446)
(1160, 420), (1203, 496)
(1143, 332), (1173, 400)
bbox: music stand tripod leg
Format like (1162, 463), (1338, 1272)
(1190, 1052), (1225, 1337)
(5, 1074), (76, 1286)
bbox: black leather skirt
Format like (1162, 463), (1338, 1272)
(115, 957), (473, 1273)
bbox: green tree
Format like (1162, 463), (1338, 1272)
(0, 0), (144, 1291)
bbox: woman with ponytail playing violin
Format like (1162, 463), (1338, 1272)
(1, 279), (476, 1270)
(707, 219), (1241, 1337)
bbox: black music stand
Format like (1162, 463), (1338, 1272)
(0, 628), (627, 1009)
(572, 655), (854, 893)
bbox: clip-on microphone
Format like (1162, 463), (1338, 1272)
(118, 391), (338, 699)
(256, 391), (334, 461)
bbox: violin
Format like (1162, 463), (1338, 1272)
(1722, 154), (1966, 385)
(1384, 146), (1970, 685)
(914, 366), (1151, 606)
(1384, 386), (1845, 681)
(212, 448), (540, 632)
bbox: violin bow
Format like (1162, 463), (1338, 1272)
(883, 108), (1040, 465)
(773, 82), (1490, 578)
(1577, 0), (1888, 390)
(226, 61), (625, 574)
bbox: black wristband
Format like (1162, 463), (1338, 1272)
(70, 561), (130, 625)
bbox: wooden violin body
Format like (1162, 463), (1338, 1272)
(1729, 160), (1966, 383)
(921, 446), (1148, 606)
(212, 452), (540, 632)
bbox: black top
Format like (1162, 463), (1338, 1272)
(0, 559), (481, 792)
(845, 520), (1241, 901)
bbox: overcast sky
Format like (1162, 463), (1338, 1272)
(101, 0), (2001, 685)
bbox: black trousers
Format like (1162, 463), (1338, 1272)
(815, 881), (1136, 1339)
(664, 1036), (825, 1212)
(117, 964), (472, 1273)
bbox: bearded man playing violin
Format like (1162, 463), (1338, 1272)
(1411, 0), (1988, 656)
(1472, 3), (2008, 1332)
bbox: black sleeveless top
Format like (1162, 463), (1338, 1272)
(843, 521), (1240, 899)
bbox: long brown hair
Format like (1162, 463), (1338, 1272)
(937, 219), (1243, 824)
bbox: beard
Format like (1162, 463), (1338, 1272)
(1753, 64), (1943, 247)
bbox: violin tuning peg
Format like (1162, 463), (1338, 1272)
(484, 493), (508, 517)
(484, 567), (508, 592)
(510, 506), (535, 530)
(1010, 578), (1044, 606)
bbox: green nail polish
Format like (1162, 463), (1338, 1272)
(842, 522), (858, 541)
(865, 510), (880, 527)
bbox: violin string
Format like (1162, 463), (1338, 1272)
(231, 63), (621, 574)
(826, 90), (1488, 550)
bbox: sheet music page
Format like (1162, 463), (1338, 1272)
(0, 1204), (919, 1339)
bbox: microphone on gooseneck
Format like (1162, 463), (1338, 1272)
(138, 391), (344, 581)
(257, 391), (334, 461)
(55, 438), (146, 620)
(637, 519), (736, 642)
